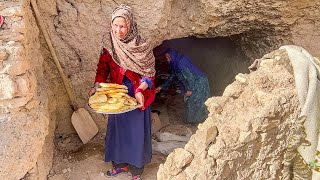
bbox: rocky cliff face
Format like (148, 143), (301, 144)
(0, 0), (319, 179)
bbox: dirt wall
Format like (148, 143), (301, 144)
(0, 1), (52, 179)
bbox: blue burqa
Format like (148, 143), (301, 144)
(161, 48), (210, 123)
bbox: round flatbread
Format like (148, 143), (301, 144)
(89, 94), (108, 105)
(99, 83), (128, 89)
(89, 83), (139, 113)
(126, 98), (138, 106)
(100, 89), (129, 95)
(107, 92), (127, 98)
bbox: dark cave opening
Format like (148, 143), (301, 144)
(151, 36), (251, 124)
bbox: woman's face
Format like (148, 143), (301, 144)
(165, 53), (171, 62)
(112, 17), (128, 40)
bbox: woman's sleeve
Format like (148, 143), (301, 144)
(179, 68), (195, 91)
(141, 76), (153, 88)
(95, 49), (111, 83)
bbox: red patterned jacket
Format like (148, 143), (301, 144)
(94, 48), (155, 110)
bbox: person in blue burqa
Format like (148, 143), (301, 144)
(156, 48), (210, 123)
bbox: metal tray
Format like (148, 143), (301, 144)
(87, 104), (139, 115)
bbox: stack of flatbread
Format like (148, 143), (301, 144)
(89, 83), (138, 113)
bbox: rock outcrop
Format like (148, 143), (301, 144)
(157, 50), (302, 179)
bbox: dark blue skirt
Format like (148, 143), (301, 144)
(105, 76), (152, 168)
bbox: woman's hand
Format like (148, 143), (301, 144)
(185, 91), (192, 97)
(89, 83), (100, 97)
(88, 87), (96, 97)
(135, 92), (145, 109)
(155, 87), (162, 93)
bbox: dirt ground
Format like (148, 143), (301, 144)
(49, 93), (195, 180)
(48, 132), (166, 180)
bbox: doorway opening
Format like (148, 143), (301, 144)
(150, 36), (251, 153)
(154, 36), (251, 96)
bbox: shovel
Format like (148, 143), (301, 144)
(31, 0), (98, 144)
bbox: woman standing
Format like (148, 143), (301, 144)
(156, 48), (210, 123)
(89, 5), (155, 180)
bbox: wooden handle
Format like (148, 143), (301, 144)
(31, 0), (76, 108)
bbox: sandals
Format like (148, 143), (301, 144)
(105, 166), (129, 176)
(105, 166), (142, 179)
(132, 175), (142, 180)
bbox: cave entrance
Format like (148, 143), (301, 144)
(151, 36), (251, 130)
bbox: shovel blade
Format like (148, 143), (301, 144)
(71, 108), (98, 144)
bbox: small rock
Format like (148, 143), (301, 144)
(62, 169), (68, 174)
(188, 15), (194, 21)
(60, 143), (66, 148)
(156, 132), (191, 142)
(162, 148), (193, 176)
(152, 112), (162, 134)
(0, 50), (7, 61)
(238, 131), (259, 143)
(260, 59), (276, 68)
(64, 137), (71, 144)
(7, 60), (29, 76)
(235, 73), (247, 83)
(152, 141), (187, 155)
(6, 41), (15, 46)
